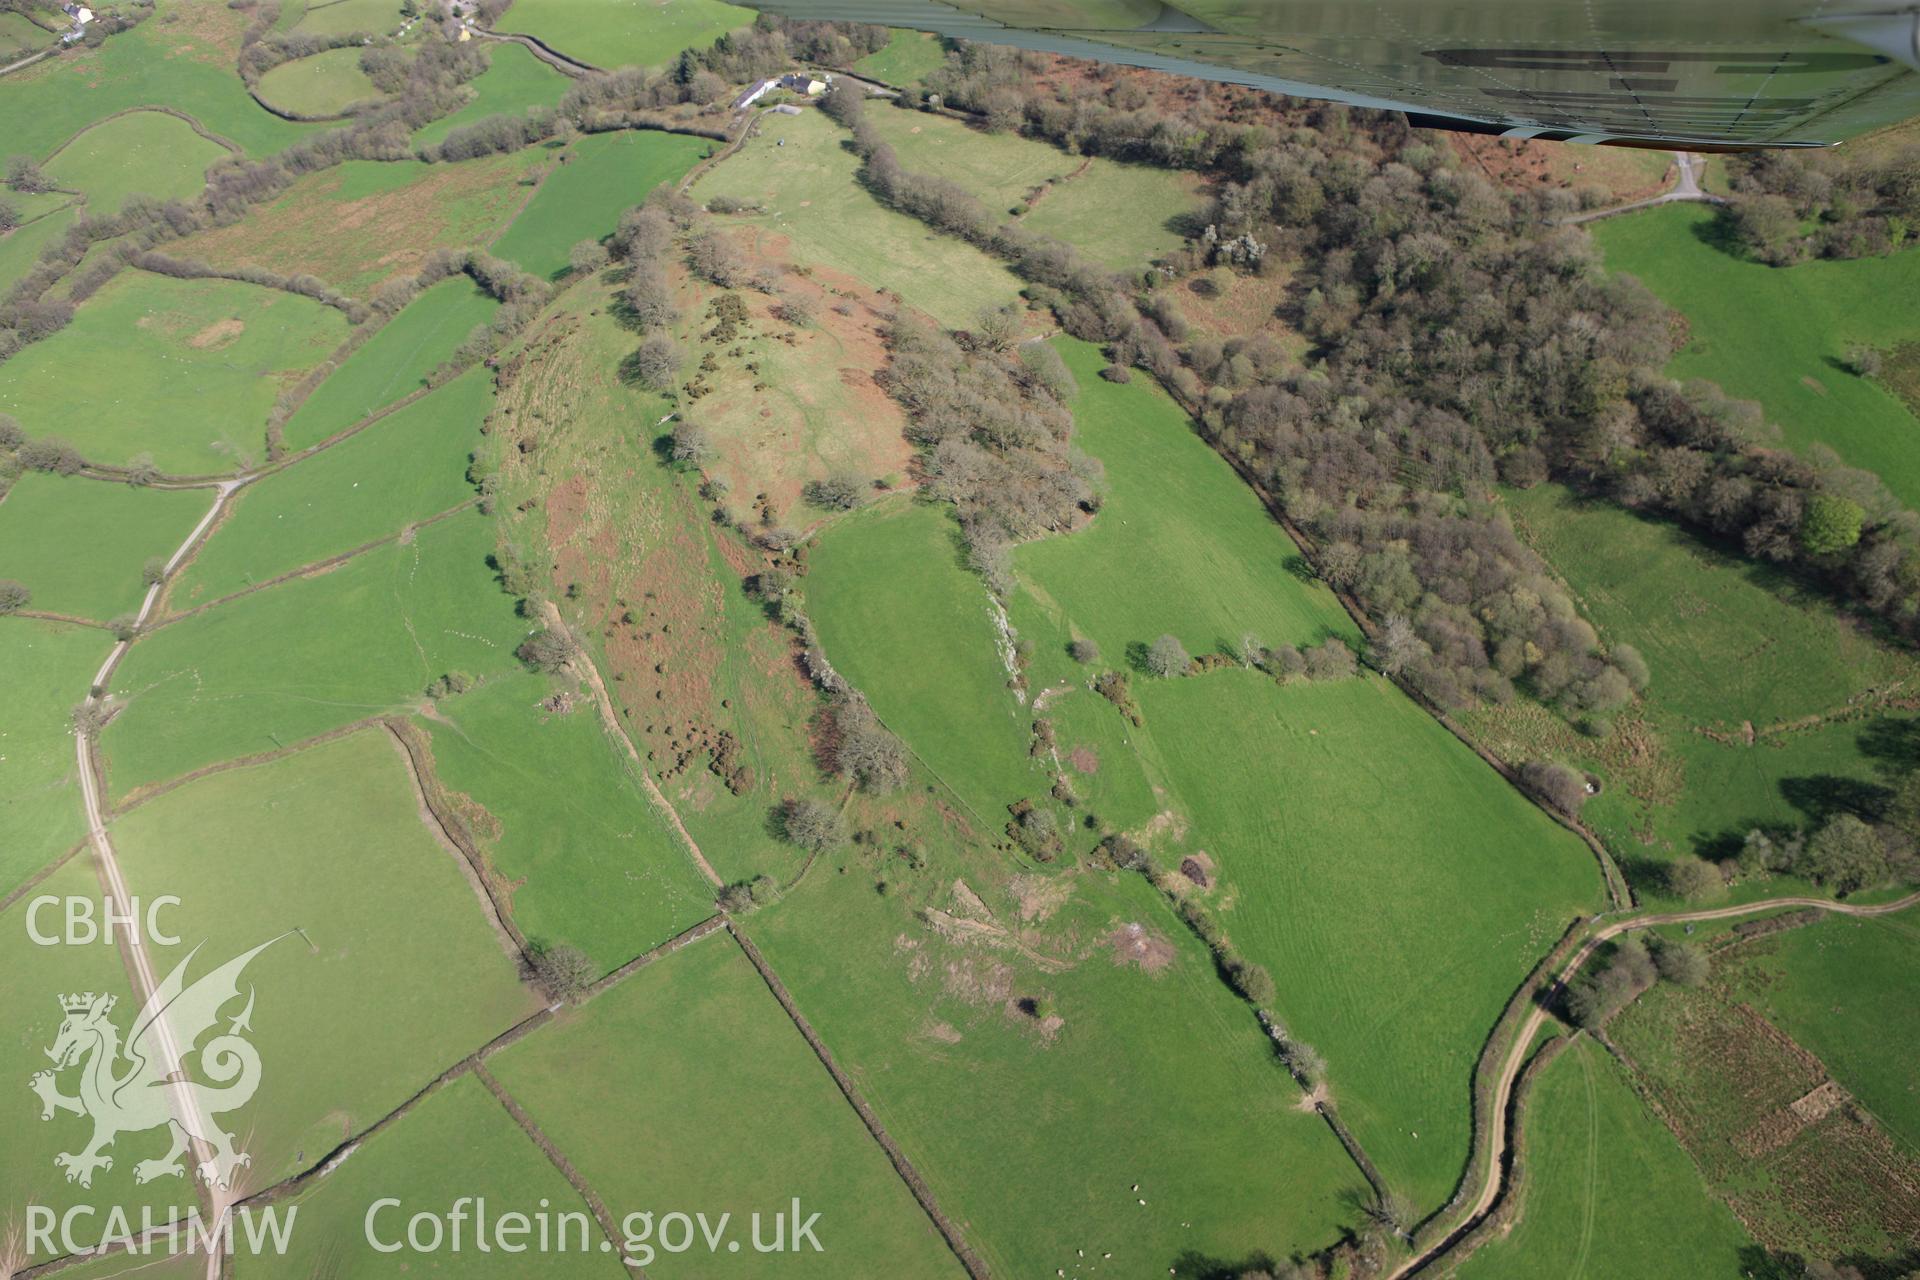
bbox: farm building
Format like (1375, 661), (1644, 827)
(734, 77), (778, 109)
(779, 72), (829, 95)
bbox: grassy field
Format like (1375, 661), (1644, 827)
(103, 509), (528, 796)
(0, 272), (350, 474)
(0, 473), (209, 622)
(862, 106), (1075, 213)
(5, 2), (320, 160)
(281, 277), (497, 450)
(488, 932), (967, 1277)
(1138, 672), (1599, 1210)
(0, 201), (78, 293)
(292, 0), (402, 36)
(853, 30), (947, 85)
(491, 131), (712, 279)
(750, 858), (1366, 1275)
(862, 108), (1199, 269)
(45, 1252), (203, 1280)
(412, 41), (571, 147)
(0, 860), (197, 1267)
(497, 0), (753, 70)
(0, 621), (112, 899)
(172, 368), (489, 604)
(115, 729), (540, 1184)
(1476, 483), (1920, 873)
(1019, 339), (1357, 662)
(0, 11), (50, 55)
(690, 109), (1023, 327)
(807, 498), (1046, 819)
(419, 671), (719, 971)
(175, 153), (545, 293)
(43, 110), (229, 214)
(1595, 204), (1920, 508)
(241, 1073), (620, 1278)
(1504, 485), (1913, 728)
(1449, 1037), (1756, 1280)
(255, 46), (383, 118)
(1723, 912), (1920, 1154)
(1023, 160), (1201, 270)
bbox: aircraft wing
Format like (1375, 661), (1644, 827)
(744, 0), (1920, 149)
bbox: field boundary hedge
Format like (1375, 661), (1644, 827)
(583, 913), (726, 998)
(383, 716), (537, 969)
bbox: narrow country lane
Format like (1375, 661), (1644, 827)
(70, 478), (245, 1280)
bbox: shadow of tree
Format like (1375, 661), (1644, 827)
(1778, 773), (1890, 825)
(1689, 206), (1751, 260)
(1858, 716), (1920, 775)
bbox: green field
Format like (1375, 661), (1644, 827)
(115, 729), (540, 1183)
(1023, 159), (1199, 269)
(690, 109), (1023, 327)
(4, 3), (321, 159)
(281, 277), (498, 450)
(861, 108), (1198, 269)
(750, 860), (1366, 1275)
(0, 860), (196, 1267)
(242, 1073), (619, 1278)
(1503, 485), (1913, 729)
(491, 130), (711, 279)
(852, 30), (948, 85)
(43, 110), (229, 214)
(1480, 483), (1920, 872)
(1725, 912), (1920, 1153)
(0, 272), (350, 474)
(807, 499), (1044, 819)
(420, 672), (719, 971)
(0, 473), (209, 622)
(292, 0), (402, 36)
(0, 621), (112, 898)
(172, 369), (489, 604)
(0, 11), (50, 55)
(0, 201), (78, 292)
(1596, 203), (1920, 508)
(1450, 1037), (1756, 1280)
(49, 1252), (204, 1280)
(104, 509), (528, 796)
(413, 41), (571, 147)
(497, 0), (753, 70)
(488, 932), (967, 1277)
(863, 106), (1074, 212)
(255, 46), (383, 118)
(1018, 339), (1357, 661)
(1139, 672), (1599, 1210)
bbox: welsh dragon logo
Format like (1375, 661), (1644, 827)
(28, 937), (285, 1191)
